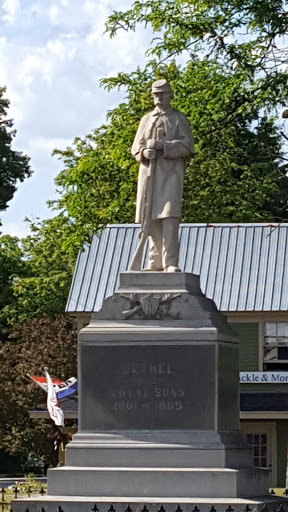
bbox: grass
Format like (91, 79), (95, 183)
(269, 488), (288, 497)
(1, 475), (47, 507)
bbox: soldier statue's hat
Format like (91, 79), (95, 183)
(151, 79), (173, 94)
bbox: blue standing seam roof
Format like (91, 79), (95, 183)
(66, 223), (288, 313)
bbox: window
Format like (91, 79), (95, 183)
(246, 433), (267, 468)
(264, 322), (288, 370)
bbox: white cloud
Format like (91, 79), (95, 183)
(49, 4), (60, 24)
(0, 0), (153, 237)
(2, 0), (20, 23)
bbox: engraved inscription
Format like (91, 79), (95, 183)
(81, 345), (215, 430)
(122, 361), (174, 375)
(111, 360), (185, 413)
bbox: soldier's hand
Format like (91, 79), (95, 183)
(147, 140), (164, 150)
(143, 148), (157, 159)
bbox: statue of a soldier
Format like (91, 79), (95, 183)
(129, 79), (194, 272)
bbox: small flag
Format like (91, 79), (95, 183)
(57, 377), (77, 399)
(28, 374), (62, 392)
(28, 374), (77, 399)
(45, 370), (64, 426)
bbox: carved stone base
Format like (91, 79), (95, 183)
(47, 272), (268, 499)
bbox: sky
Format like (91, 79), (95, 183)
(0, 0), (151, 238)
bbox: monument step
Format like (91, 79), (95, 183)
(66, 447), (252, 468)
(11, 495), (288, 512)
(48, 466), (267, 499)
(66, 431), (252, 468)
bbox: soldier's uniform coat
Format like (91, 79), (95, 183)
(131, 107), (194, 223)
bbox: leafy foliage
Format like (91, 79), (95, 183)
(0, 315), (77, 464)
(52, 59), (288, 245)
(0, 229), (77, 465)
(103, 0), (288, 222)
(0, 86), (31, 213)
(1, 216), (77, 326)
(26, 0), (288, 257)
(105, 0), (288, 76)
(0, 235), (29, 339)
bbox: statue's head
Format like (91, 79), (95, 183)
(151, 79), (173, 109)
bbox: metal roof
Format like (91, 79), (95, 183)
(66, 223), (288, 313)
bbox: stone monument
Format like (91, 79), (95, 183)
(12, 81), (286, 512)
(46, 273), (269, 502)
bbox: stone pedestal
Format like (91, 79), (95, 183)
(13, 272), (280, 512)
(49, 272), (267, 499)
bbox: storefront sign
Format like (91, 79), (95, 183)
(240, 372), (288, 383)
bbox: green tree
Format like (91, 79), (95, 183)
(0, 86), (31, 214)
(105, 0), (288, 81)
(1, 215), (77, 326)
(0, 315), (77, 465)
(0, 235), (29, 339)
(0, 228), (77, 465)
(52, 59), (288, 248)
